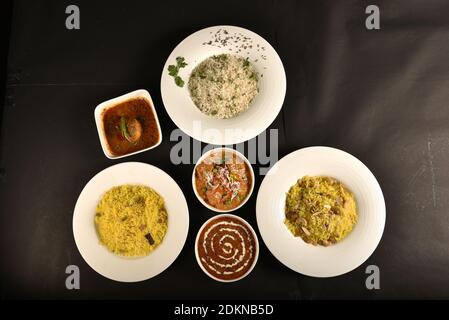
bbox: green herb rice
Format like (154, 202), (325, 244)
(188, 54), (259, 119)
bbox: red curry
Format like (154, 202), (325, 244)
(102, 97), (159, 156)
(195, 150), (252, 210)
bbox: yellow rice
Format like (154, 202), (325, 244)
(95, 185), (168, 257)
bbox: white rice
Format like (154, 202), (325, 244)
(188, 54), (259, 119)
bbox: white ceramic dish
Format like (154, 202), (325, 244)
(161, 25), (286, 145)
(192, 147), (255, 213)
(256, 146), (386, 278)
(195, 214), (259, 282)
(94, 89), (162, 159)
(73, 162), (189, 282)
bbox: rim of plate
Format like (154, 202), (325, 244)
(160, 25), (287, 145)
(194, 214), (259, 282)
(72, 162), (189, 282)
(256, 146), (386, 278)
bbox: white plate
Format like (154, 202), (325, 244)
(73, 162), (189, 282)
(256, 147), (385, 278)
(161, 25), (286, 145)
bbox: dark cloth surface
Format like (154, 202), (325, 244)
(1, 0), (449, 299)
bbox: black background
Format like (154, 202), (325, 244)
(1, 0), (449, 299)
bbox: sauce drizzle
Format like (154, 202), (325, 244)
(197, 216), (257, 281)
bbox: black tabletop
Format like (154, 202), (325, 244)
(1, 0), (449, 300)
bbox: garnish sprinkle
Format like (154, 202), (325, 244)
(168, 56), (188, 87)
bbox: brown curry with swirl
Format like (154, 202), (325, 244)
(197, 215), (257, 281)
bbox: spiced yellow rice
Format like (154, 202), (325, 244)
(284, 176), (357, 246)
(95, 185), (168, 257)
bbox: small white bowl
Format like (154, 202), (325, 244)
(195, 214), (259, 282)
(192, 147), (255, 213)
(94, 89), (162, 159)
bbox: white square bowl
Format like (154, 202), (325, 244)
(94, 89), (162, 159)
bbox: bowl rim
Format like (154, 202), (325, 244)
(191, 147), (255, 213)
(94, 89), (163, 159)
(194, 213), (259, 282)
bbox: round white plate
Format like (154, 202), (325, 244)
(256, 147), (386, 277)
(73, 162), (189, 282)
(161, 25), (286, 145)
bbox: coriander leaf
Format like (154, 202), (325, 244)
(168, 64), (178, 76)
(169, 57), (187, 88)
(174, 76), (185, 87)
(176, 56), (187, 68)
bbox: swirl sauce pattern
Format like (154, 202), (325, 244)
(197, 216), (257, 281)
